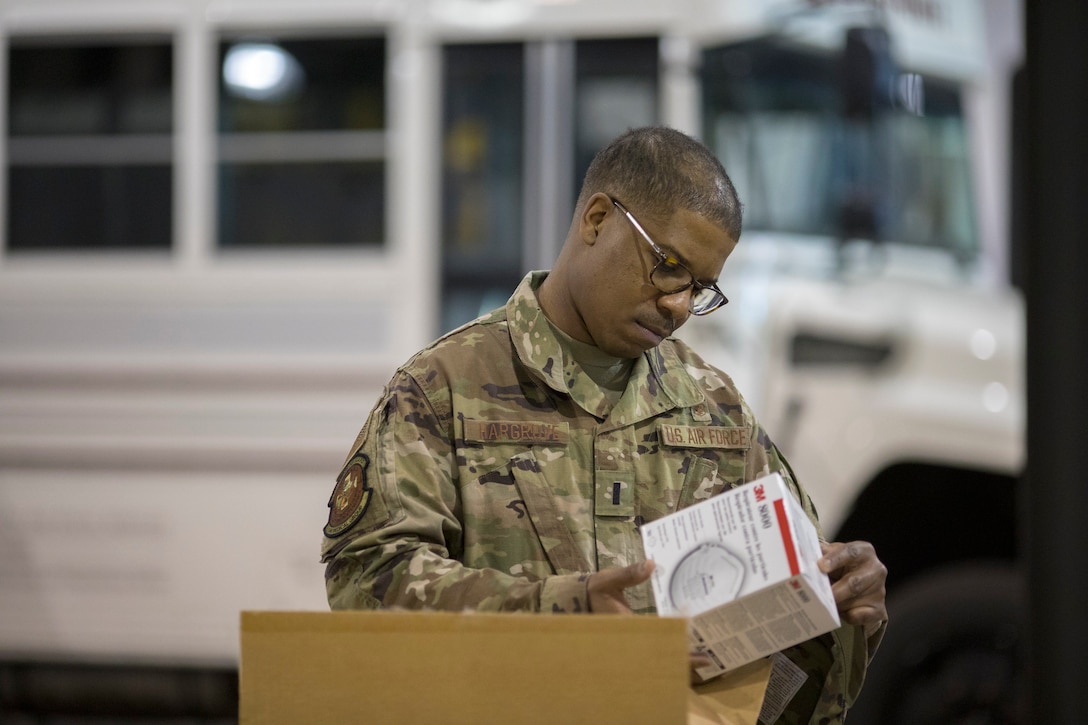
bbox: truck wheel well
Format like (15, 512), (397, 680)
(847, 562), (1027, 724)
(832, 462), (1020, 594)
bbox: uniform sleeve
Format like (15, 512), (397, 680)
(753, 425), (883, 724)
(320, 370), (591, 613)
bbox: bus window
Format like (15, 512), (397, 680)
(440, 43), (525, 333)
(7, 39), (174, 252)
(217, 36), (386, 249)
(573, 37), (658, 203)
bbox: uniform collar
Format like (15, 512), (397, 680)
(507, 272), (705, 421)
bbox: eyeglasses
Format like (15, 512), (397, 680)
(611, 198), (729, 316)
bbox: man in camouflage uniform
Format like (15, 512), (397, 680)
(321, 127), (887, 723)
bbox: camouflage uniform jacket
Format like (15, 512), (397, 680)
(322, 271), (876, 723)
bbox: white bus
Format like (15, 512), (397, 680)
(0, 0), (1023, 720)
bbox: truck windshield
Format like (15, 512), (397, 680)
(702, 38), (977, 258)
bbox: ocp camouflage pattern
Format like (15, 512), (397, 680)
(322, 271), (877, 723)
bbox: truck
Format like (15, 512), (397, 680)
(0, 0), (1024, 721)
(679, 3), (1026, 721)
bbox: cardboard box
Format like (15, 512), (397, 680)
(641, 473), (840, 680)
(688, 657), (774, 725)
(240, 610), (696, 724)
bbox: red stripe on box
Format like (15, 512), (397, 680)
(774, 498), (800, 576)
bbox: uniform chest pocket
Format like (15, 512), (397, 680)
(508, 451), (591, 574)
(657, 421), (750, 511)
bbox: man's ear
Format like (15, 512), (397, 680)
(579, 193), (612, 245)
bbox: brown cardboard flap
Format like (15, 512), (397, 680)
(240, 610), (692, 724)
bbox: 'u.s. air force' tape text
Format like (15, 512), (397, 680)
(658, 423), (750, 449)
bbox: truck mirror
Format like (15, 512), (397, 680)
(842, 26), (895, 121)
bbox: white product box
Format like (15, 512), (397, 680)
(641, 473), (840, 679)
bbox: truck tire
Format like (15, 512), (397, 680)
(847, 563), (1026, 725)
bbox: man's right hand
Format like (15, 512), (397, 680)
(586, 560), (654, 614)
(588, 561), (716, 684)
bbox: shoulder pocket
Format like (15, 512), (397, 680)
(678, 456), (721, 509)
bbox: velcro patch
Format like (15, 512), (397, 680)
(463, 419), (569, 445)
(658, 423), (750, 449)
(324, 453), (373, 538)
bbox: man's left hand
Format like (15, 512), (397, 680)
(819, 541), (888, 636)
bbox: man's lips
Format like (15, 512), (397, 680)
(637, 320), (673, 343)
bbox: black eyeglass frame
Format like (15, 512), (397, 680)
(610, 198), (729, 316)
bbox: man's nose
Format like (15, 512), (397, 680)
(657, 288), (692, 325)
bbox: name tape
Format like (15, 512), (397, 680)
(463, 419), (570, 445)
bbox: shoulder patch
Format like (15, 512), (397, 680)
(324, 453), (373, 538)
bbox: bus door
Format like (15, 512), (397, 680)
(439, 37), (660, 332)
